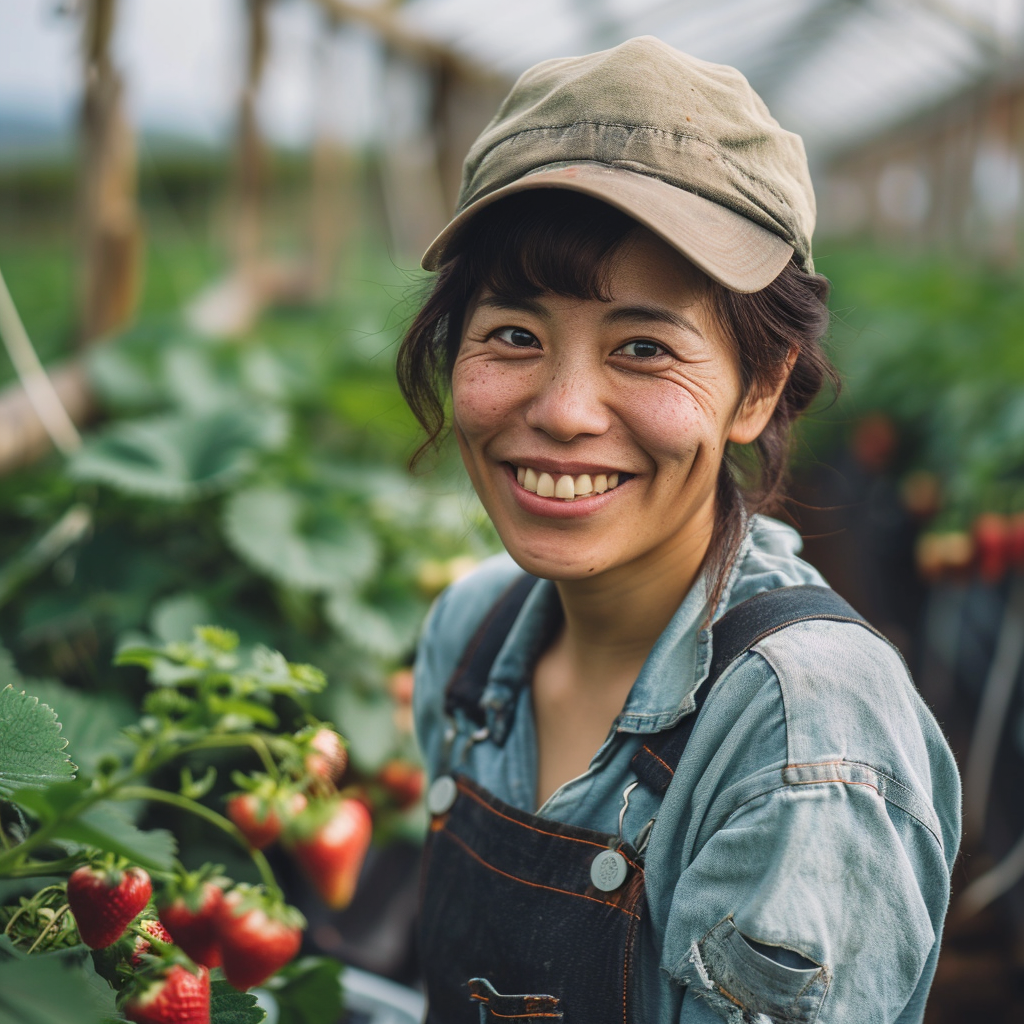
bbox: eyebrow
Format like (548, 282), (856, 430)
(602, 304), (704, 337)
(474, 294), (704, 338)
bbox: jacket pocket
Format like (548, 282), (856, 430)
(468, 978), (564, 1022)
(679, 915), (829, 1023)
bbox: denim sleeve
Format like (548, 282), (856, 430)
(662, 775), (950, 1024)
(659, 761), (954, 1024)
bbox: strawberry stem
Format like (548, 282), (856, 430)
(113, 786), (280, 895)
(24, 903), (69, 955)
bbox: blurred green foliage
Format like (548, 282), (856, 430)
(803, 245), (1024, 522)
(0, 200), (497, 806)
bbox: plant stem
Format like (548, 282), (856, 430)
(146, 733), (281, 781)
(25, 904), (69, 955)
(114, 786), (279, 895)
(2, 858), (82, 879)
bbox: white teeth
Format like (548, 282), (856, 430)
(554, 475), (575, 499)
(515, 465), (623, 500)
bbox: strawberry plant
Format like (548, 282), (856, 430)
(0, 626), (376, 1024)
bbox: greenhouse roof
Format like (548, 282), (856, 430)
(2, 0), (1021, 163)
(398, 0), (1024, 159)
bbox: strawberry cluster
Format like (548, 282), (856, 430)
(226, 726), (375, 909)
(65, 859), (307, 1024)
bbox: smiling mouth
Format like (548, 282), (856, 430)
(510, 464), (632, 501)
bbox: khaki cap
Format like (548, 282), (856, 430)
(422, 36), (815, 292)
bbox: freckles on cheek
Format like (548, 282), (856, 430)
(635, 392), (705, 461)
(452, 365), (521, 435)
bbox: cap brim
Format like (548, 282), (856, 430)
(421, 162), (794, 293)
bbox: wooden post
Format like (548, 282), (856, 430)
(78, 0), (142, 344)
(234, 0), (271, 275)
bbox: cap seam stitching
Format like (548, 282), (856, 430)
(476, 122), (796, 213)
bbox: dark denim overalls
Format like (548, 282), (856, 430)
(418, 578), (878, 1023)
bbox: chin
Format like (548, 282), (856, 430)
(500, 536), (612, 581)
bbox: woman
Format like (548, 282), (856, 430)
(398, 37), (960, 1024)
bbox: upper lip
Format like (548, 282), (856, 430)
(503, 457), (632, 477)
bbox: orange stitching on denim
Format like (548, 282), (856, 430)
(786, 760), (846, 769)
(476, 1006), (562, 1020)
(789, 779), (879, 793)
(441, 826), (640, 919)
(457, 780), (641, 871)
(641, 745), (674, 775)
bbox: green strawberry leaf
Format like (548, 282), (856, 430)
(223, 486), (379, 592)
(12, 783), (176, 871)
(68, 406), (288, 501)
(324, 590), (406, 660)
(264, 956), (343, 1024)
(0, 945), (116, 1024)
(211, 978), (266, 1024)
(17, 679), (133, 776)
(0, 685), (77, 800)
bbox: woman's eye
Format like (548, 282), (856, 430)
(493, 327), (539, 348)
(617, 340), (665, 358)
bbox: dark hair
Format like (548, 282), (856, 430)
(396, 192), (838, 601)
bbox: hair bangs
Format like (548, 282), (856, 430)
(462, 192), (637, 304)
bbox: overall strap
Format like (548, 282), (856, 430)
(630, 584), (885, 795)
(444, 573), (539, 726)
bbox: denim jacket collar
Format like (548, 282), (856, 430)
(478, 516), (764, 742)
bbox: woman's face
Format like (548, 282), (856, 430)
(452, 228), (778, 584)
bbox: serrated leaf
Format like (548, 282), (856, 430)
(0, 685), (77, 799)
(17, 680), (133, 776)
(223, 487), (379, 592)
(68, 407), (288, 501)
(266, 956), (343, 1024)
(211, 978), (266, 1024)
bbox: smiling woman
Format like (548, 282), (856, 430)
(397, 36), (960, 1024)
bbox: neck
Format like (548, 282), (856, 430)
(552, 513), (715, 685)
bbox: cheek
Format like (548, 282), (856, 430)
(451, 360), (525, 439)
(624, 388), (713, 468)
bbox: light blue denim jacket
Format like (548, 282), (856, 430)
(413, 516), (961, 1024)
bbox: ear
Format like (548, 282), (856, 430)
(727, 346), (798, 445)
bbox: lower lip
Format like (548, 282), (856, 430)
(504, 464), (628, 519)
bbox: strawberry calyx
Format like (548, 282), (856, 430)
(219, 884), (306, 931)
(158, 865), (229, 916)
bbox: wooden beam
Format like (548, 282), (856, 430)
(313, 0), (508, 87)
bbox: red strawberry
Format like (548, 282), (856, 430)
(216, 888), (304, 990)
(67, 864), (152, 949)
(377, 760), (425, 810)
(227, 790), (307, 850)
(124, 964), (210, 1024)
(158, 881), (224, 969)
(289, 798), (372, 909)
(131, 919), (174, 967)
(305, 728), (347, 787)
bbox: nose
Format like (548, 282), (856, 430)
(523, 354), (612, 442)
